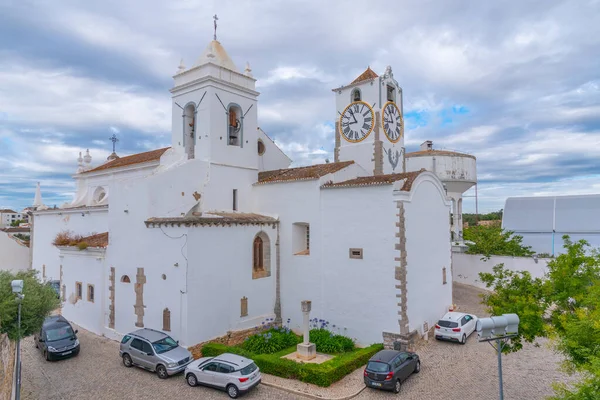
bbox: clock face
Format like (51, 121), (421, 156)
(339, 101), (375, 143)
(382, 102), (403, 143)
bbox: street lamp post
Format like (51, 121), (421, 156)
(11, 280), (24, 400)
(476, 313), (520, 400)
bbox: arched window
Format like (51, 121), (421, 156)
(252, 232), (271, 279)
(183, 103), (196, 159)
(253, 236), (263, 271)
(386, 85), (396, 102)
(257, 139), (266, 155)
(227, 104), (242, 146)
(351, 89), (361, 102)
(121, 275), (131, 283)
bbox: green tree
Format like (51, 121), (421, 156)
(10, 219), (26, 227)
(479, 236), (600, 399)
(0, 270), (60, 340)
(463, 225), (534, 258)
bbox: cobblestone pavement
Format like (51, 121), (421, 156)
(356, 284), (578, 400)
(22, 284), (577, 400)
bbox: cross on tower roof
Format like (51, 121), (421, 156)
(109, 134), (119, 153)
(213, 14), (219, 41)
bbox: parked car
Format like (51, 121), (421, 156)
(34, 315), (80, 361)
(185, 352), (261, 398)
(119, 328), (192, 379)
(434, 311), (478, 344)
(363, 349), (420, 393)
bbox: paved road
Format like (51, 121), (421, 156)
(21, 284), (576, 400)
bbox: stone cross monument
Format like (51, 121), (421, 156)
(297, 300), (316, 360)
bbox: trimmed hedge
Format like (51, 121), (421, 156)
(202, 342), (384, 387)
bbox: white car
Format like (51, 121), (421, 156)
(184, 352), (261, 398)
(434, 312), (478, 344)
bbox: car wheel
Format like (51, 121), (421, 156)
(122, 354), (133, 368)
(44, 350), (50, 361)
(226, 384), (239, 398)
(186, 373), (198, 387)
(393, 379), (401, 394)
(156, 364), (168, 379)
(414, 360), (421, 373)
(461, 334), (467, 345)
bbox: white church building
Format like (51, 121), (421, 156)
(31, 35), (453, 347)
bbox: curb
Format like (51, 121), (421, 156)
(261, 381), (367, 400)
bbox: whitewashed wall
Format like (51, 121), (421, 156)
(0, 232), (29, 273)
(402, 174), (452, 335)
(60, 248), (106, 335)
(321, 185), (398, 345)
(452, 252), (551, 290)
(31, 208), (108, 282)
(185, 225), (277, 345)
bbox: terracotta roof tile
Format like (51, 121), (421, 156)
(80, 147), (170, 174)
(406, 149), (476, 160)
(80, 232), (109, 248)
(321, 169), (426, 191)
(145, 212), (278, 227)
(0, 209), (18, 213)
(257, 161), (354, 184)
(1, 227), (30, 233)
(351, 67), (379, 85)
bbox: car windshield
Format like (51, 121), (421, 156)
(239, 362), (258, 376)
(152, 337), (178, 354)
(46, 325), (75, 342)
(438, 320), (459, 328)
(367, 361), (390, 372)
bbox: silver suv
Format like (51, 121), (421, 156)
(184, 352), (261, 398)
(119, 328), (192, 379)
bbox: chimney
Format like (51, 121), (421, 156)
(420, 141), (433, 151)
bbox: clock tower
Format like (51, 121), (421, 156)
(332, 66), (405, 175)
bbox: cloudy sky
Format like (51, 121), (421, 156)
(1, 0), (599, 213)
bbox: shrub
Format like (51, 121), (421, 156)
(77, 242), (89, 250)
(241, 317), (300, 354)
(201, 342), (383, 387)
(308, 318), (355, 353)
(53, 230), (83, 246)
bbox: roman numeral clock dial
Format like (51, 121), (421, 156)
(339, 101), (375, 143)
(382, 102), (403, 143)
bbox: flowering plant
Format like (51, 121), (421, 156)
(308, 318), (354, 353)
(242, 317), (300, 354)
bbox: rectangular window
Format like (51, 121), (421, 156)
(87, 284), (95, 302)
(349, 248), (363, 259)
(233, 189), (238, 211)
(75, 282), (82, 300)
(293, 223), (310, 255)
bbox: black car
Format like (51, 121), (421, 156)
(363, 349), (420, 393)
(34, 315), (80, 361)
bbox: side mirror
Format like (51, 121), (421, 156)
(39, 338), (45, 342)
(147, 352), (153, 356)
(75, 330), (79, 334)
(176, 340), (179, 344)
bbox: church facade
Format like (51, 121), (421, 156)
(31, 37), (452, 347)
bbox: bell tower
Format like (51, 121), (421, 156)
(169, 16), (259, 170)
(332, 66), (405, 175)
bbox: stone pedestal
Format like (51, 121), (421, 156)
(297, 300), (316, 360)
(296, 343), (316, 360)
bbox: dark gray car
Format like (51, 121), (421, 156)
(119, 328), (193, 379)
(363, 349), (420, 393)
(34, 315), (80, 361)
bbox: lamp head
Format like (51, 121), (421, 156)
(11, 280), (24, 294)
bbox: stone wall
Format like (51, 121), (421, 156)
(188, 326), (258, 360)
(382, 330), (418, 352)
(0, 331), (15, 400)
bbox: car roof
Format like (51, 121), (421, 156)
(127, 328), (169, 343)
(369, 350), (408, 363)
(212, 352), (252, 367)
(42, 315), (72, 330)
(440, 312), (468, 321)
